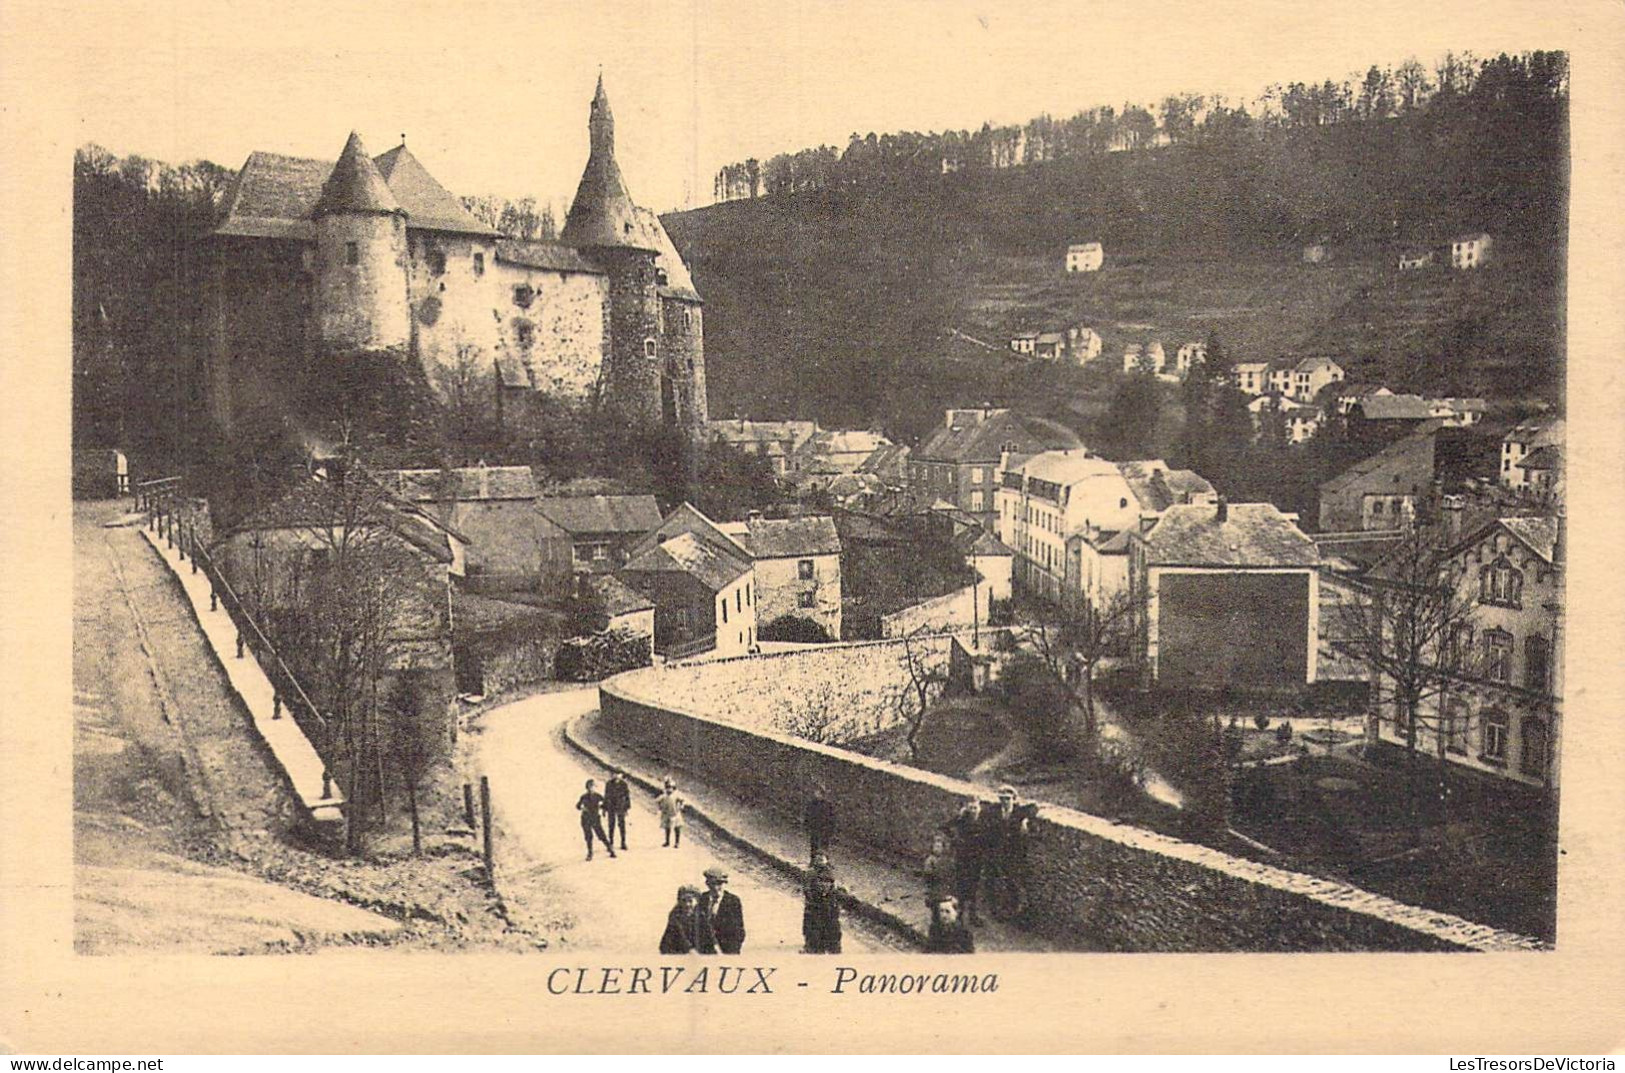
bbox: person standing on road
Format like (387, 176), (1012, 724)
(946, 797), (986, 926)
(805, 785), (836, 860)
(920, 832), (954, 913)
(576, 778), (616, 861)
(604, 769), (632, 851)
(802, 866), (843, 954)
(659, 885), (717, 955)
(657, 779), (686, 848)
(700, 866), (746, 955)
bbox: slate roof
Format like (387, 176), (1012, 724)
(451, 591), (560, 638)
(561, 78), (655, 252)
(231, 474), (455, 563)
(1504, 415), (1564, 447)
(709, 419), (817, 446)
(535, 494), (662, 536)
(1317, 427), (1439, 495)
(384, 466), (538, 502)
(1141, 503), (1320, 568)
(371, 144), (495, 235)
(855, 443), (911, 478)
(1498, 516), (1559, 563)
(311, 132), (403, 218)
(1021, 450), (1117, 486)
(215, 138), (498, 240)
(1358, 394), (1438, 421)
(915, 411), (1082, 464)
(955, 526), (1015, 557)
(622, 531), (751, 591)
(1518, 444), (1562, 471)
(738, 516), (842, 559)
(589, 573), (655, 616)
(495, 239), (603, 274)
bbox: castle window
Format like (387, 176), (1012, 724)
(512, 284), (535, 309)
(656, 268), (669, 287)
(426, 247), (447, 275)
(472, 252), (485, 277)
(345, 242), (359, 266)
(644, 338), (657, 359)
(515, 322), (534, 347)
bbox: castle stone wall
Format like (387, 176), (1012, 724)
(315, 213), (410, 353)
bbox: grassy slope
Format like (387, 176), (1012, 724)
(666, 139), (1563, 451)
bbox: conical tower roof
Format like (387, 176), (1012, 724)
(561, 77), (655, 251)
(312, 131), (404, 217)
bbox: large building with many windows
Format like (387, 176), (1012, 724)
(909, 408), (1082, 531)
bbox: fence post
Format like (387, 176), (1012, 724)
(462, 783), (476, 828)
(273, 693), (282, 720)
(479, 775), (494, 878)
(236, 633), (245, 659)
(210, 588), (218, 611)
(191, 530), (199, 574)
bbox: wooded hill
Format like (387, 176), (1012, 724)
(666, 51), (1567, 449)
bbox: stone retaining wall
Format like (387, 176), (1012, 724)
(600, 657), (1544, 953)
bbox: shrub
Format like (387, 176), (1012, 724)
(555, 628), (652, 682)
(758, 614), (832, 644)
(1253, 712), (1271, 730)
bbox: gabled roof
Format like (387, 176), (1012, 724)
(312, 132), (403, 218)
(371, 144), (497, 235)
(1140, 503), (1320, 568)
(1518, 444), (1562, 471)
(384, 466), (538, 502)
(956, 526), (1015, 557)
(215, 137), (498, 240)
(495, 239), (603, 274)
(1447, 515), (1559, 566)
(535, 494), (662, 536)
(1036, 332), (1065, 346)
(709, 419), (818, 446)
(1318, 428), (1438, 495)
(627, 501), (752, 562)
(231, 473), (455, 563)
(1294, 356), (1342, 374)
(589, 573), (655, 616)
(637, 207), (701, 302)
(622, 531), (751, 591)
(915, 411), (1082, 465)
(1357, 394), (1438, 421)
(1504, 415), (1564, 446)
(855, 443), (911, 477)
(738, 516), (842, 559)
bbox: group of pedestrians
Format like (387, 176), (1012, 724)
(925, 784), (1038, 941)
(659, 866), (746, 954)
(575, 770), (688, 860)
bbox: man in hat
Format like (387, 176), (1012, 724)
(700, 866), (746, 955)
(603, 768), (632, 851)
(576, 778), (616, 861)
(945, 796), (986, 926)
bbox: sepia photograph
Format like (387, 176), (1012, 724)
(6, 0), (1625, 1055)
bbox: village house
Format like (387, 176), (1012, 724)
(790, 428), (893, 478)
(1330, 383), (1394, 415)
(1247, 393), (1319, 442)
(1398, 249), (1436, 271)
(1009, 330), (1039, 355)
(200, 78), (707, 442)
(997, 451), (1214, 609)
(1233, 361), (1270, 396)
(1317, 426), (1441, 532)
(383, 465), (539, 582)
(621, 503), (757, 660)
(1517, 445), (1564, 505)
(1374, 516), (1562, 789)
(1066, 325), (1103, 363)
(1501, 416), (1564, 492)
(707, 419), (819, 478)
(1290, 356), (1345, 402)
(534, 493), (662, 575)
(909, 407), (1083, 529)
(1066, 242), (1104, 273)
(588, 573), (657, 654)
(1034, 332), (1067, 360)
(715, 514), (844, 641)
(854, 443), (911, 490)
(1348, 394), (1446, 444)
(1130, 500), (1322, 689)
(1267, 364), (1295, 397)
(1176, 341), (1206, 375)
(1451, 232), (1494, 270)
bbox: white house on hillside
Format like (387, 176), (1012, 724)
(1234, 361), (1270, 396)
(1451, 232), (1493, 270)
(1066, 242), (1104, 273)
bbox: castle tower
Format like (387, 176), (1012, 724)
(312, 131), (411, 354)
(562, 77), (664, 428)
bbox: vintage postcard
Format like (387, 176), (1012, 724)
(3, 0), (1624, 1055)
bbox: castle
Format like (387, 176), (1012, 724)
(202, 77), (706, 439)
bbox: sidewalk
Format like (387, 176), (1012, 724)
(563, 708), (1058, 952)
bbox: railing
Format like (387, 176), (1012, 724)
(663, 632), (719, 661)
(141, 489), (338, 802)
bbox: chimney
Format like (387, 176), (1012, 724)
(1216, 497), (1228, 524)
(1441, 494), (1465, 542)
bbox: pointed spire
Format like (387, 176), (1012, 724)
(562, 75), (653, 251)
(312, 131), (404, 218)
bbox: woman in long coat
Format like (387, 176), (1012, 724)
(660, 886), (717, 954)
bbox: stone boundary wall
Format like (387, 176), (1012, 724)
(600, 658), (1545, 953)
(881, 583), (979, 637)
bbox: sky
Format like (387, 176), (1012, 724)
(62, 0), (1578, 214)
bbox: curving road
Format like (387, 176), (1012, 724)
(473, 687), (906, 955)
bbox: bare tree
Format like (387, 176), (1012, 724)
(1333, 522), (1481, 844)
(894, 629), (950, 761)
(1024, 588), (1140, 754)
(776, 678), (862, 747)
